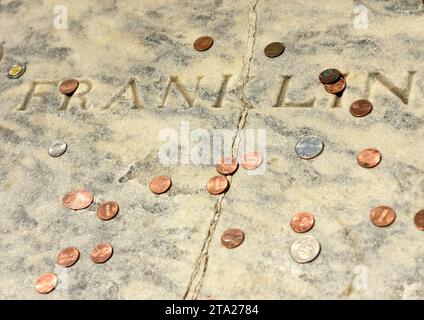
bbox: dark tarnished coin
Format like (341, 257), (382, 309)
(97, 201), (119, 221)
(350, 99), (373, 117)
(206, 175), (229, 195)
(59, 79), (79, 95)
(48, 140), (67, 157)
(193, 36), (214, 51)
(221, 228), (245, 249)
(290, 212), (315, 233)
(370, 206), (396, 227)
(216, 157), (238, 176)
(414, 210), (424, 231)
(319, 68), (342, 84)
(57, 247), (80, 268)
(324, 76), (346, 94)
(295, 136), (324, 160)
(7, 63), (26, 79)
(150, 176), (172, 194)
(357, 148), (382, 168)
(62, 190), (94, 210)
(35, 272), (58, 294)
(264, 42), (285, 58)
(90, 243), (113, 264)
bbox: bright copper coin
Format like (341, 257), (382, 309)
(221, 228), (245, 249)
(150, 176), (172, 194)
(97, 201), (119, 221)
(57, 247), (80, 268)
(324, 76), (346, 94)
(357, 148), (382, 168)
(290, 212), (315, 233)
(90, 243), (113, 264)
(241, 151), (263, 170)
(35, 272), (58, 294)
(193, 36), (214, 51)
(216, 157), (239, 176)
(370, 206), (396, 227)
(206, 175), (229, 195)
(59, 79), (79, 95)
(414, 209), (424, 231)
(62, 190), (94, 210)
(350, 99), (373, 117)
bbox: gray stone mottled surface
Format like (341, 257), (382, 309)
(0, 0), (423, 300)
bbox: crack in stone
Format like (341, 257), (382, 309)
(183, 0), (259, 300)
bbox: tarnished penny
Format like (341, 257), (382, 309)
(193, 36), (213, 51)
(216, 157), (238, 175)
(264, 42), (285, 58)
(48, 140), (67, 157)
(59, 79), (79, 95)
(62, 190), (94, 210)
(7, 63), (26, 79)
(290, 235), (321, 264)
(206, 175), (229, 195)
(370, 206), (396, 227)
(150, 176), (172, 194)
(414, 210), (424, 231)
(290, 212), (315, 233)
(35, 272), (58, 294)
(241, 151), (263, 170)
(97, 201), (119, 221)
(350, 99), (373, 117)
(357, 148), (382, 168)
(221, 228), (245, 249)
(319, 68), (342, 84)
(90, 243), (113, 264)
(57, 247), (80, 268)
(324, 76), (346, 94)
(295, 136), (324, 159)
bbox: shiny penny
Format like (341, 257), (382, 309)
(193, 36), (214, 51)
(290, 235), (321, 264)
(59, 79), (79, 95)
(221, 228), (245, 249)
(241, 151), (263, 170)
(370, 206), (396, 227)
(97, 201), (119, 221)
(150, 175), (172, 194)
(216, 157), (238, 176)
(57, 247), (80, 268)
(35, 272), (58, 294)
(90, 243), (113, 264)
(357, 148), (382, 168)
(350, 99), (373, 117)
(290, 212), (315, 233)
(206, 175), (229, 195)
(264, 42), (285, 58)
(319, 68), (342, 84)
(62, 190), (94, 210)
(414, 209), (424, 231)
(48, 140), (67, 157)
(295, 136), (324, 160)
(324, 76), (346, 94)
(7, 63), (26, 79)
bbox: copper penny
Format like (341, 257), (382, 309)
(59, 79), (79, 95)
(57, 247), (80, 268)
(290, 212), (315, 233)
(350, 99), (373, 117)
(206, 175), (229, 195)
(97, 201), (119, 221)
(370, 206), (396, 227)
(319, 68), (342, 84)
(221, 228), (245, 249)
(264, 42), (285, 58)
(193, 36), (213, 51)
(90, 243), (113, 264)
(216, 157), (238, 176)
(324, 76), (346, 94)
(357, 148), (382, 168)
(150, 176), (172, 194)
(62, 190), (94, 210)
(35, 272), (58, 294)
(241, 151), (263, 170)
(414, 209), (424, 231)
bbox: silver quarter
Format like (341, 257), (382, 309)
(295, 136), (324, 159)
(48, 140), (67, 157)
(290, 235), (321, 264)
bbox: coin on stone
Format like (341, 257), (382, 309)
(290, 212), (315, 233)
(241, 151), (263, 170)
(221, 228), (245, 249)
(7, 63), (26, 79)
(350, 99), (373, 117)
(206, 175), (229, 195)
(370, 206), (396, 227)
(59, 79), (79, 95)
(97, 201), (119, 221)
(57, 247), (80, 268)
(90, 243), (113, 264)
(150, 176), (172, 194)
(295, 136), (324, 160)
(193, 36), (213, 51)
(414, 209), (424, 231)
(290, 235), (321, 264)
(216, 157), (238, 175)
(264, 42), (285, 58)
(48, 140), (67, 157)
(357, 148), (382, 168)
(62, 190), (94, 210)
(324, 76), (346, 94)
(319, 69), (342, 84)
(35, 272), (58, 294)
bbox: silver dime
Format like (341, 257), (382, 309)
(48, 140), (67, 157)
(295, 136), (324, 159)
(290, 235), (321, 264)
